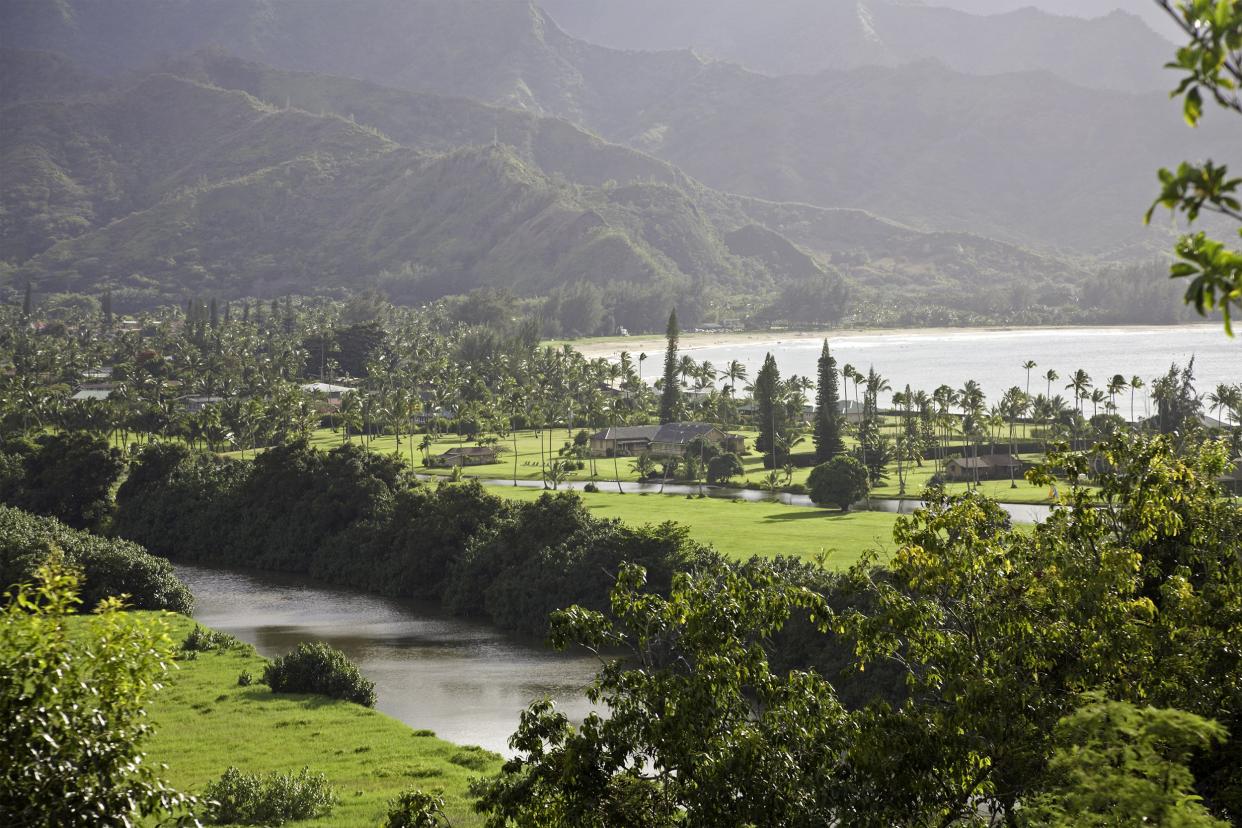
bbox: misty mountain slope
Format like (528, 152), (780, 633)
(615, 59), (1235, 253)
(3, 0), (1226, 255)
(537, 0), (1172, 92)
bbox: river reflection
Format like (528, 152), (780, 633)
(175, 564), (601, 755)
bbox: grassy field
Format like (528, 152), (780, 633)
(297, 425), (1057, 501)
(488, 485), (898, 569)
(104, 614), (499, 827)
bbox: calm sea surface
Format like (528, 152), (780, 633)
(671, 325), (1241, 408)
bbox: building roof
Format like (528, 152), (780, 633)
(652, 422), (722, 444)
(949, 454), (1023, 469)
(442, 446), (497, 456)
(301, 382), (355, 394)
(592, 425), (662, 442)
(71, 388), (112, 401)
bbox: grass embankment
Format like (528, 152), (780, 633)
(488, 485), (898, 569)
(100, 614), (498, 827)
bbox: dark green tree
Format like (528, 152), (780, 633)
(209, 297), (219, 329)
(807, 455), (869, 511)
(753, 352), (785, 468)
(102, 289), (113, 329)
(21, 282), (32, 318)
(658, 309), (682, 424)
(812, 340), (845, 462)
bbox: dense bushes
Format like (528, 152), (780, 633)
(114, 441), (713, 636)
(203, 767), (337, 825)
(0, 504), (192, 613)
(262, 642), (377, 707)
(0, 432), (125, 530)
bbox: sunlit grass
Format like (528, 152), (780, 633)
(67, 614), (498, 827)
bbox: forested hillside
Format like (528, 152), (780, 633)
(3, 48), (1099, 329)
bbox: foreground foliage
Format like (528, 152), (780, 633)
(0, 564), (195, 826)
(476, 433), (1242, 825)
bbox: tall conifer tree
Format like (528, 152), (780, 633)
(754, 352), (784, 469)
(813, 340), (845, 462)
(659, 309), (682, 424)
(22, 282), (32, 318)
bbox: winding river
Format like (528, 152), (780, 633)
(175, 564), (600, 756)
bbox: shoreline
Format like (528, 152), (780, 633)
(564, 322), (1222, 358)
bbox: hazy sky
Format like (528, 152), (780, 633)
(922, 0), (1176, 35)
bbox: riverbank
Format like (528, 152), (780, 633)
(126, 613), (498, 826)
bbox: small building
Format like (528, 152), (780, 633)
(590, 422), (745, 459)
(178, 395), (226, 413)
(432, 446), (499, 467)
(590, 425), (662, 457)
(300, 382), (356, 410)
(945, 454), (1024, 482)
(71, 383), (115, 402)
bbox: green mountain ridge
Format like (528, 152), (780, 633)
(4, 49), (1094, 329)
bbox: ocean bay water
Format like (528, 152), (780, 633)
(632, 325), (1240, 409)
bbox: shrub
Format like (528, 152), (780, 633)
(385, 790), (450, 828)
(807, 456), (870, 511)
(262, 642), (376, 707)
(582, 482), (600, 493)
(181, 625), (253, 654)
(707, 453), (744, 485)
(237, 671), (254, 687)
(203, 767), (337, 825)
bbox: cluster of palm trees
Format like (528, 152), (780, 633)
(5, 296), (1239, 499)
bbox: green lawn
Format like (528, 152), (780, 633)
(106, 614), (498, 827)
(488, 485), (897, 569)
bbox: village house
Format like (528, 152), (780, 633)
(944, 454), (1025, 482)
(589, 422), (746, 458)
(431, 445), (499, 467)
(300, 382), (355, 410)
(71, 382), (116, 402)
(177, 394), (226, 413)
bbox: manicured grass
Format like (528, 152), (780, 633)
(487, 485), (898, 569)
(78, 614), (498, 827)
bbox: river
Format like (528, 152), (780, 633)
(175, 564), (600, 756)
(597, 324), (1241, 409)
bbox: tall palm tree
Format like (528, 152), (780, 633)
(1022, 360), (1037, 398)
(1045, 368), (1059, 401)
(1129, 376), (1146, 423)
(724, 360), (747, 397)
(1066, 369), (1091, 416)
(1106, 374), (1127, 415)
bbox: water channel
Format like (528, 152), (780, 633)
(176, 564), (600, 756)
